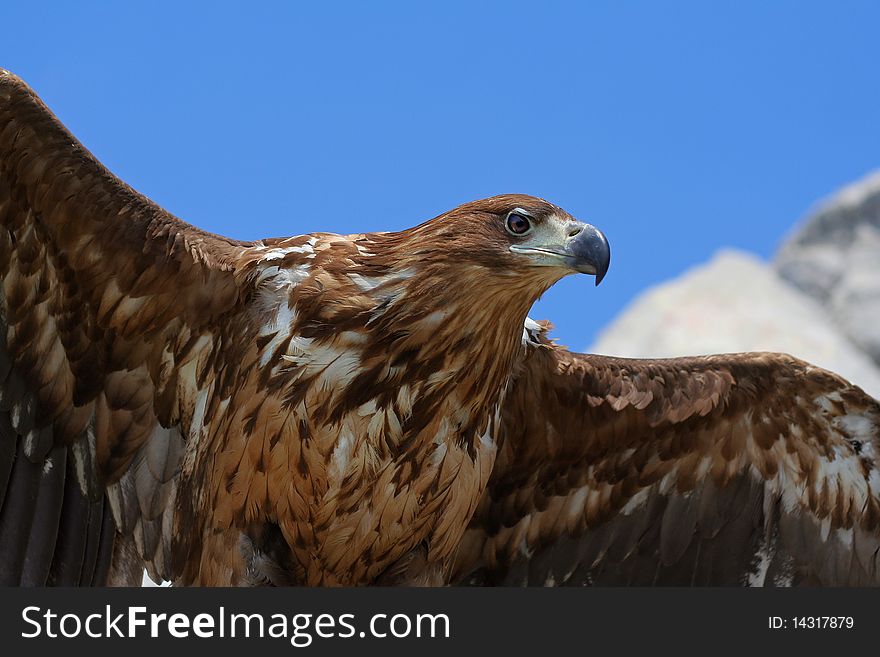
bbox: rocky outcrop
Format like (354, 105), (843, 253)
(775, 170), (880, 367)
(589, 249), (880, 399)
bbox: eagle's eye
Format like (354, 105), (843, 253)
(505, 211), (532, 236)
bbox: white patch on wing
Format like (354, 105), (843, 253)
(357, 400), (377, 416)
(522, 316), (543, 345)
(254, 263), (316, 368)
(567, 486), (589, 522)
(834, 414), (877, 443)
(286, 335), (315, 357)
(834, 526), (854, 548)
(814, 392), (843, 413)
(658, 469), (679, 496)
(812, 444), (869, 518)
(428, 440), (448, 465)
(274, 264), (312, 288)
(259, 240), (316, 262)
(72, 420), (98, 497)
(329, 427), (355, 482)
(425, 369), (455, 389)
(619, 486), (650, 515)
(189, 388), (209, 436)
(869, 468), (880, 499)
(255, 262), (312, 288)
(258, 302), (297, 367)
(347, 272), (384, 291)
(281, 338), (367, 410)
(261, 249), (286, 261)
(746, 539), (774, 587)
(316, 350), (363, 389)
(431, 417), (453, 448)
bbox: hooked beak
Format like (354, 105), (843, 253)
(562, 222), (611, 285)
(509, 221), (611, 285)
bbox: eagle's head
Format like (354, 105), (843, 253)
(445, 194), (609, 284)
(386, 194), (610, 295)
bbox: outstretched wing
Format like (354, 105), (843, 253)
(0, 70), (254, 585)
(453, 333), (880, 586)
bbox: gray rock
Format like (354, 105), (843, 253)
(775, 170), (880, 365)
(589, 249), (880, 399)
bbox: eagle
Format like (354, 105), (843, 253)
(2, 69), (880, 588)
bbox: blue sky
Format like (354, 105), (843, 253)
(3, 2), (879, 349)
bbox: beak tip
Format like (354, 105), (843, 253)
(590, 228), (610, 286)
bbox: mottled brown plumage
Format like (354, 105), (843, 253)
(2, 69), (879, 587)
(453, 326), (880, 585)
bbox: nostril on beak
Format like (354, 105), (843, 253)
(568, 224), (584, 238)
